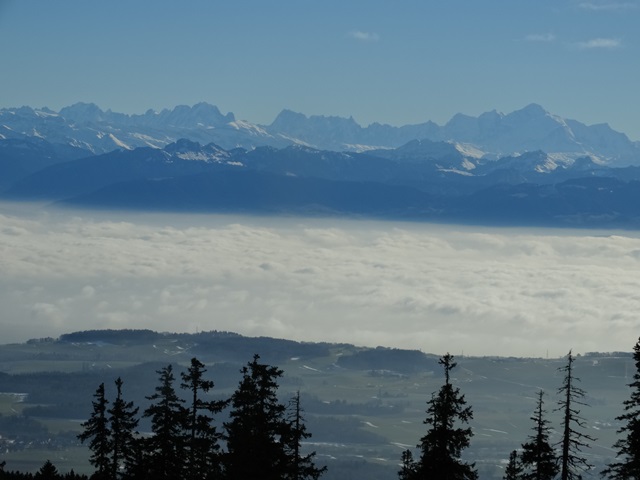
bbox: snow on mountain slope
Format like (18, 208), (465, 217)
(1, 102), (639, 166)
(108, 133), (131, 150)
(265, 103), (640, 166)
(163, 139), (233, 163)
(454, 143), (485, 159)
(0, 103), (289, 154)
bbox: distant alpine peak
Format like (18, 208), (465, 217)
(270, 109), (307, 125)
(264, 103), (639, 165)
(516, 103), (548, 115)
(59, 102), (104, 120)
(158, 102), (235, 127)
(269, 109), (360, 128)
(54, 101), (236, 128)
(1, 101), (639, 166)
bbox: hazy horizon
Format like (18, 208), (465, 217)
(2, 201), (639, 358)
(2, 0), (639, 139)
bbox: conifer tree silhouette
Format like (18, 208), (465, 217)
(603, 337), (640, 479)
(180, 357), (226, 480)
(78, 383), (111, 479)
(410, 353), (477, 480)
(143, 365), (188, 480)
(520, 390), (557, 480)
(556, 351), (596, 480)
(223, 355), (289, 480)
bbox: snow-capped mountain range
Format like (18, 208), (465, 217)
(4, 101), (640, 227)
(0, 102), (288, 155)
(1, 102), (639, 166)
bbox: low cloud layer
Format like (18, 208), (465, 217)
(2, 202), (640, 358)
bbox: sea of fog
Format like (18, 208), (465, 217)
(1, 201), (640, 358)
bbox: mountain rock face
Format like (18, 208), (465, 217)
(267, 109), (442, 152)
(265, 103), (640, 165)
(2, 102), (639, 165)
(438, 104), (635, 162)
(0, 103), (289, 155)
(3, 101), (640, 227)
(58, 102), (236, 129)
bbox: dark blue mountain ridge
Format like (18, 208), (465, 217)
(1, 142), (239, 200)
(3, 136), (640, 228)
(4, 137), (617, 201)
(1, 139), (446, 201)
(0, 137), (91, 189)
(447, 177), (640, 228)
(53, 165), (640, 228)
(57, 169), (437, 220)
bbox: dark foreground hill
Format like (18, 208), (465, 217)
(0, 328), (635, 479)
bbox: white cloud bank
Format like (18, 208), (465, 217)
(2, 202), (640, 358)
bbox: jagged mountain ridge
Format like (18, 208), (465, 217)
(267, 103), (640, 165)
(0, 102), (290, 155)
(1, 102), (639, 165)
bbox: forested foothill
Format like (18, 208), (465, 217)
(1, 330), (640, 479)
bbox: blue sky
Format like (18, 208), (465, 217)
(1, 0), (639, 139)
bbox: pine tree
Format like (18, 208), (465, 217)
(34, 460), (60, 480)
(398, 449), (417, 480)
(603, 337), (640, 479)
(556, 351), (596, 480)
(282, 391), (326, 480)
(411, 353), (477, 480)
(78, 383), (111, 479)
(64, 470), (89, 480)
(107, 378), (139, 480)
(223, 354), (289, 480)
(503, 450), (524, 480)
(520, 390), (557, 480)
(180, 357), (226, 480)
(143, 364), (188, 480)
(121, 437), (148, 480)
